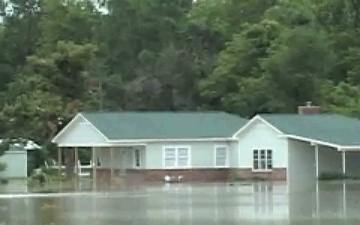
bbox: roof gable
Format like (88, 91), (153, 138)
(81, 111), (248, 140)
(52, 114), (108, 146)
(232, 115), (283, 138)
(259, 114), (360, 147)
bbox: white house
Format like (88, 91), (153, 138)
(52, 111), (248, 181)
(51, 104), (360, 183)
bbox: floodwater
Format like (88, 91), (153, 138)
(0, 180), (360, 225)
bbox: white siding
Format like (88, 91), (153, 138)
(145, 141), (232, 169)
(229, 141), (239, 167)
(237, 119), (287, 169)
(287, 139), (316, 183)
(0, 151), (27, 178)
(55, 116), (107, 147)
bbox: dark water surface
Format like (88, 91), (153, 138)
(0, 180), (360, 225)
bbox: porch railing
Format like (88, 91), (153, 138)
(45, 160), (94, 177)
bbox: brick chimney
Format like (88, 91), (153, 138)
(298, 101), (321, 115)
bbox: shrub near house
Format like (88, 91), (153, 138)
(0, 142), (8, 183)
(0, 162), (6, 173)
(0, 141), (6, 172)
(0, 162), (7, 184)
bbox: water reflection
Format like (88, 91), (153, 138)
(0, 181), (360, 225)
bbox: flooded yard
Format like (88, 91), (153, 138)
(0, 180), (360, 225)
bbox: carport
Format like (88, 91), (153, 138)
(315, 143), (360, 178)
(259, 113), (360, 183)
(253, 111), (360, 183)
(286, 138), (360, 219)
(286, 135), (360, 183)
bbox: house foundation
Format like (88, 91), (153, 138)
(92, 168), (230, 182)
(230, 168), (287, 181)
(91, 168), (287, 182)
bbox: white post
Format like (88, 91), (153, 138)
(343, 181), (347, 215)
(316, 181), (319, 217)
(74, 147), (79, 176)
(78, 160), (81, 176)
(315, 145), (319, 178)
(342, 151), (346, 175)
(92, 147), (97, 186)
(58, 147), (62, 177)
(110, 147), (114, 183)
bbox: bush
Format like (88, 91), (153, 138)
(252, 176), (269, 181)
(0, 162), (6, 172)
(228, 171), (269, 182)
(42, 167), (58, 176)
(0, 162), (8, 185)
(318, 172), (348, 180)
(0, 178), (8, 184)
(228, 171), (246, 182)
(0, 141), (9, 156)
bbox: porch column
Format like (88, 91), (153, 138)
(342, 150), (346, 175)
(316, 181), (320, 217)
(315, 145), (319, 178)
(342, 181), (347, 215)
(58, 147), (62, 177)
(74, 147), (79, 176)
(92, 147), (97, 184)
(110, 147), (114, 183)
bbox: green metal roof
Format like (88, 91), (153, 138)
(81, 111), (248, 140)
(260, 114), (360, 146)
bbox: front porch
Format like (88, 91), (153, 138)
(57, 145), (146, 185)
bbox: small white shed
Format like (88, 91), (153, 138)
(0, 140), (41, 178)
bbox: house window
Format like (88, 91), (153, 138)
(164, 146), (190, 168)
(177, 147), (189, 167)
(164, 147), (176, 167)
(215, 146), (228, 167)
(134, 149), (141, 168)
(253, 149), (272, 171)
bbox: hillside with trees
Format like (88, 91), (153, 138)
(0, 0), (360, 152)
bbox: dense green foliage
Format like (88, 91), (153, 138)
(1, 0), (360, 153)
(0, 140), (7, 172)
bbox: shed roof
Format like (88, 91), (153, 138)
(0, 139), (41, 151)
(81, 111), (248, 140)
(260, 114), (360, 147)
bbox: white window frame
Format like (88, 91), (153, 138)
(252, 149), (273, 172)
(163, 146), (191, 169)
(214, 145), (229, 167)
(133, 149), (141, 169)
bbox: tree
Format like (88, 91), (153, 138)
(199, 20), (283, 116)
(261, 26), (335, 111)
(2, 41), (98, 143)
(38, 0), (100, 53)
(321, 81), (360, 118)
(0, 0), (42, 91)
(97, 0), (201, 110)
